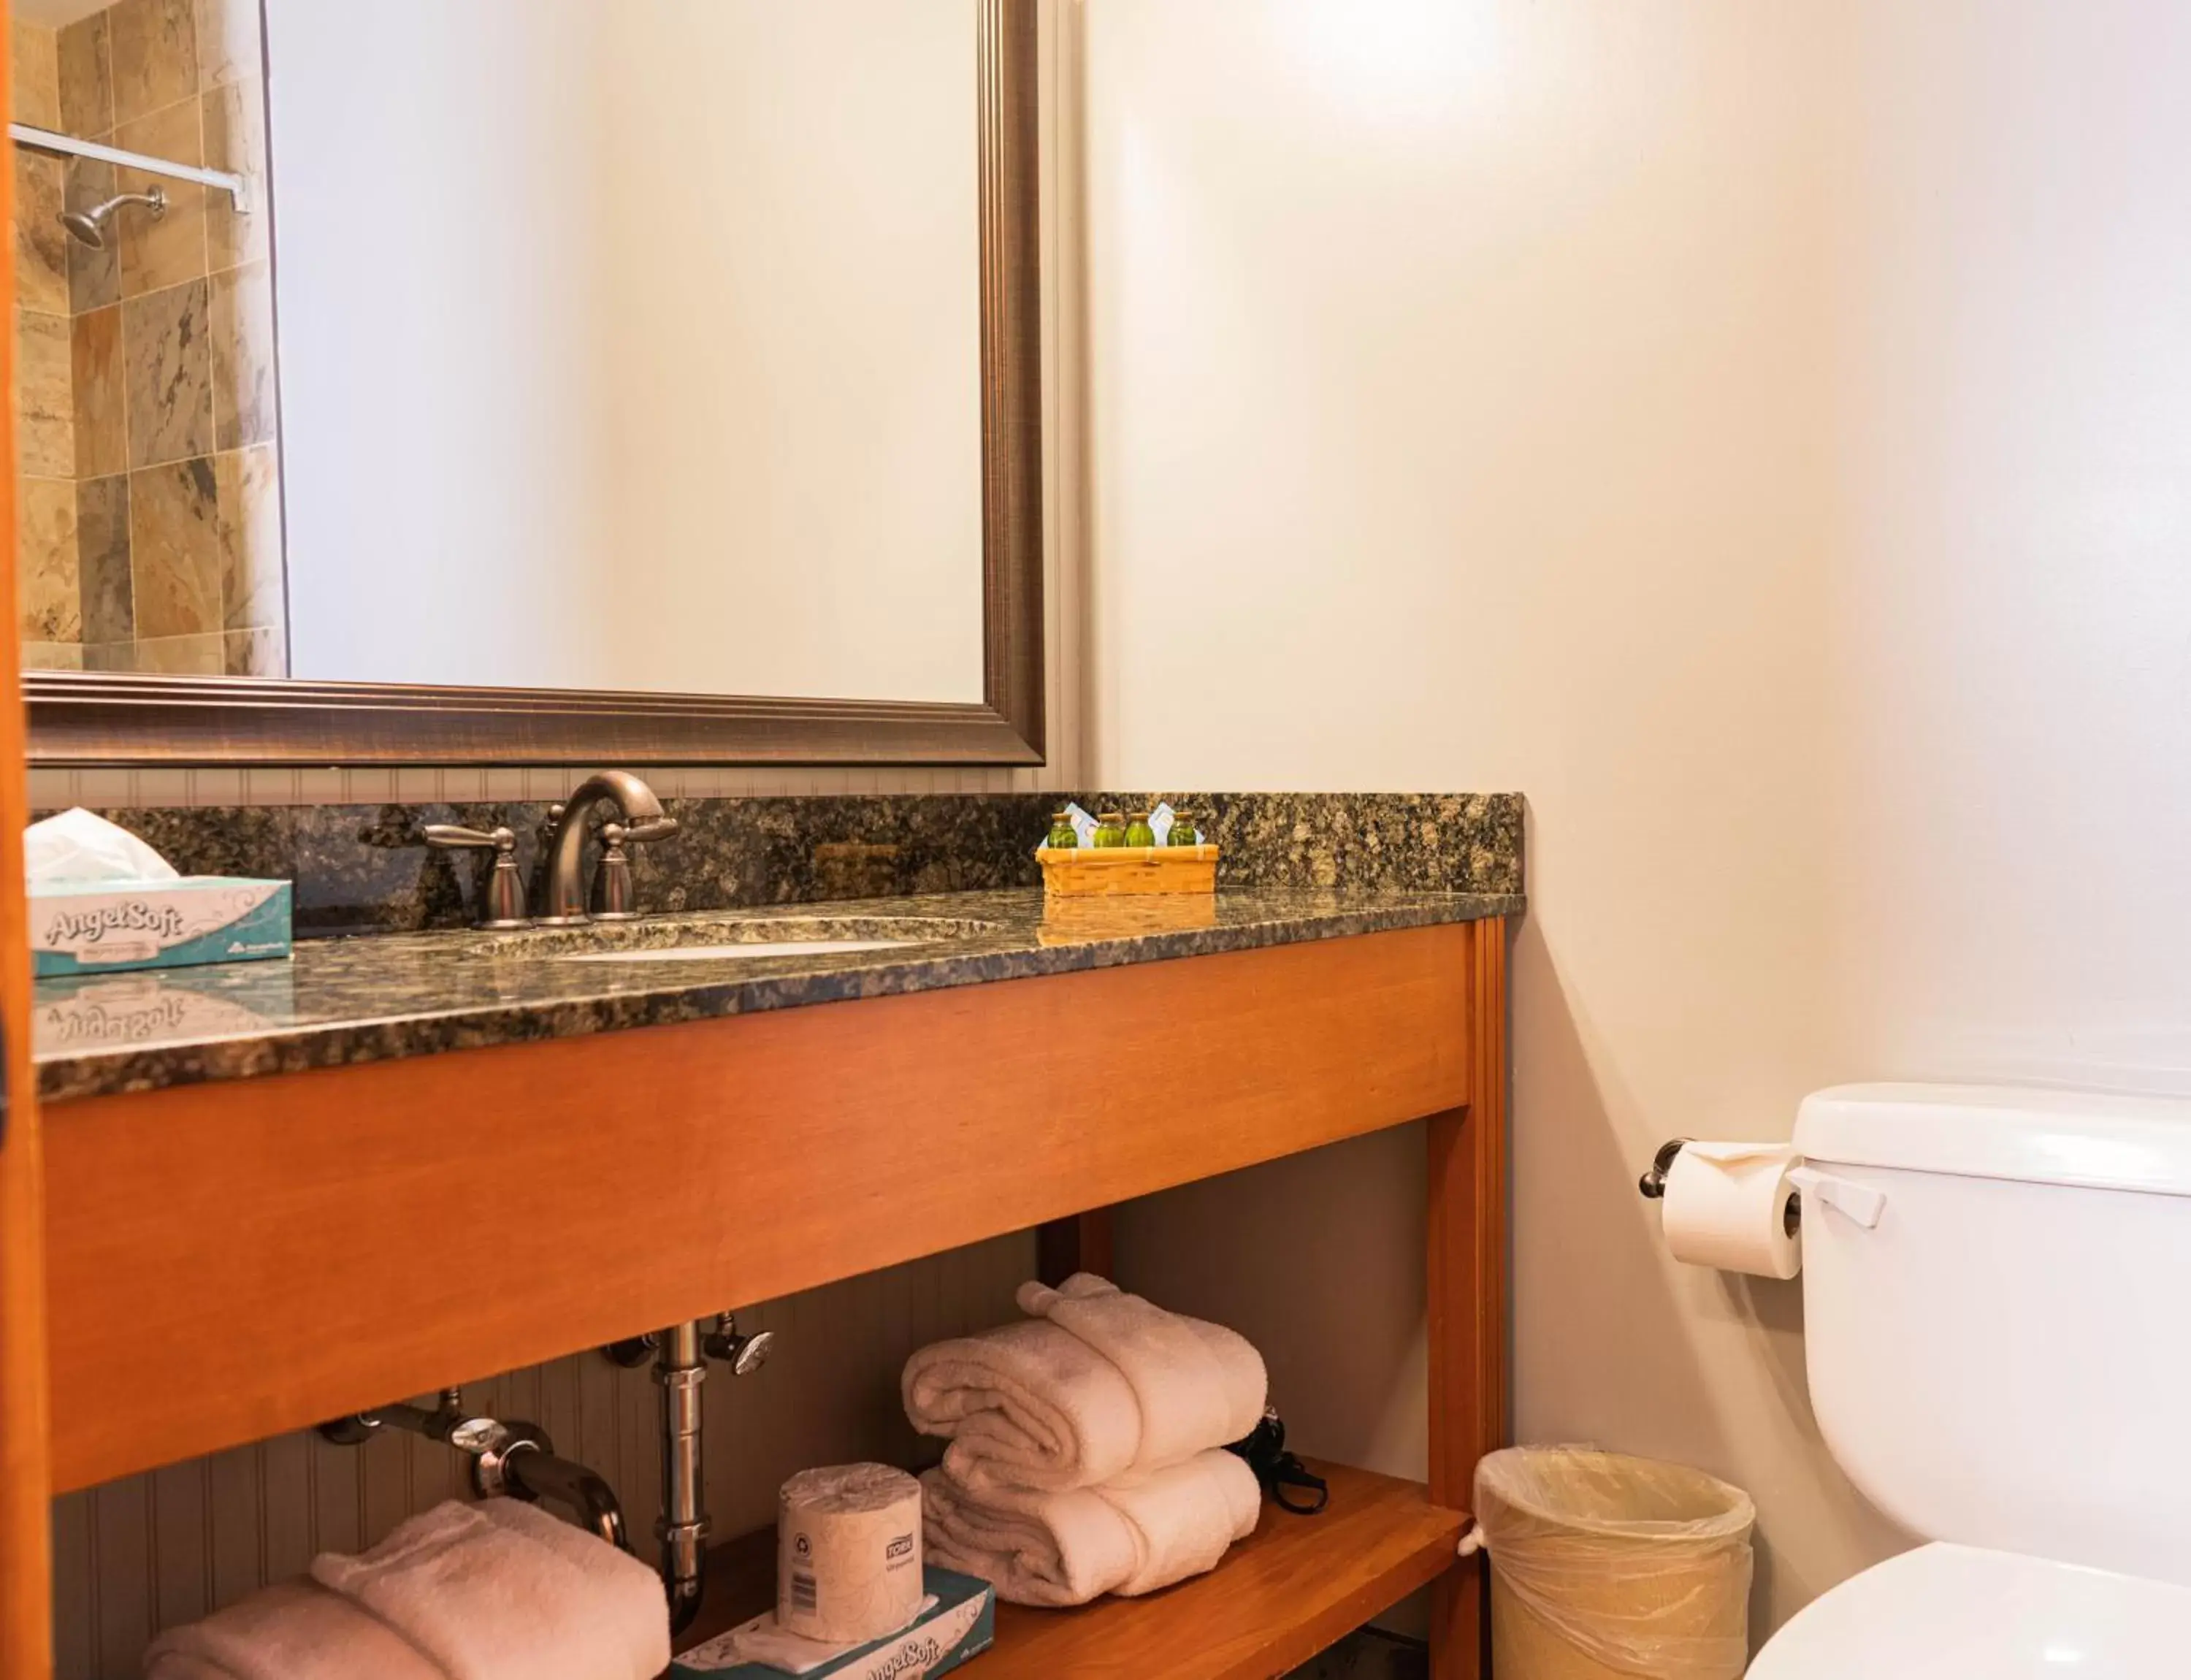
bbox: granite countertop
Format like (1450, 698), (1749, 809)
(31, 886), (1522, 1104)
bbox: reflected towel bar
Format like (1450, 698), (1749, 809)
(9, 121), (252, 211)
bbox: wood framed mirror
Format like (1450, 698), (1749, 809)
(18, 0), (1042, 768)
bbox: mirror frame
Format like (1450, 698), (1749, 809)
(26, 0), (1043, 769)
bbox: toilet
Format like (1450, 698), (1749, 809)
(1749, 1083), (2191, 1677)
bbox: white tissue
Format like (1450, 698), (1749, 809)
(24, 808), (179, 883)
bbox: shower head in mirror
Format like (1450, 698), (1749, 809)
(58, 186), (166, 251)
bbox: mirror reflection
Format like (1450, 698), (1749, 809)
(12, 0), (989, 704)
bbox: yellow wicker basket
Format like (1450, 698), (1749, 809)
(1036, 844), (1218, 898)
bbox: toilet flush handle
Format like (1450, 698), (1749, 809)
(1788, 1167), (1887, 1230)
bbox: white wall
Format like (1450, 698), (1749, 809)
(1085, 0), (2191, 1640)
(267, 0), (984, 702)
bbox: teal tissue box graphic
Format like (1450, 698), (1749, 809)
(28, 877), (293, 977)
(670, 1564), (995, 1679)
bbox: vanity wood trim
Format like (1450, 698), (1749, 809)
(1429, 917), (1511, 1678)
(23, 0), (1044, 770)
(0, 23), (58, 1662)
(42, 923), (1480, 1494)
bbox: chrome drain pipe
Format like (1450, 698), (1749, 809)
(657, 1321), (709, 1635)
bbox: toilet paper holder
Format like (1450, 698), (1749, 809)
(1637, 1138), (1691, 1200)
(1638, 1138), (1802, 1237)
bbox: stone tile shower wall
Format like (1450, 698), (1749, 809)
(11, 0), (285, 678)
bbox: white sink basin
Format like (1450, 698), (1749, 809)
(554, 939), (917, 965)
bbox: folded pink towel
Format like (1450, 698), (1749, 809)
(141, 1578), (446, 1680)
(919, 1448), (1262, 1606)
(1014, 1274), (1268, 1481)
(903, 1313), (1145, 1493)
(479, 1495), (670, 1661)
(904, 1274), (1268, 1496)
(310, 1497), (668, 1680)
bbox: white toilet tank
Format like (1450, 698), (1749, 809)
(1793, 1083), (2191, 1587)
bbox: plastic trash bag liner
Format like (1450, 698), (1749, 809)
(1473, 1446), (1755, 1680)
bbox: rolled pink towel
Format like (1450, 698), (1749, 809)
(482, 1495), (671, 1662)
(905, 1275), (1269, 1497)
(310, 1497), (668, 1680)
(1014, 1275), (1268, 1479)
(141, 1578), (446, 1680)
(904, 1313), (1144, 1494)
(920, 1447), (1261, 1606)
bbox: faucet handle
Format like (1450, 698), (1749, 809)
(424, 823), (513, 851)
(703, 1313), (775, 1377)
(591, 824), (638, 920)
(425, 825), (529, 931)
(590, 817), (677, 920)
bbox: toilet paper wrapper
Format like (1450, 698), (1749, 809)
(1680, 1140), (1795, 1169)
(778, 1464), (924, 1646)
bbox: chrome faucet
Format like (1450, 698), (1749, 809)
(536, 771), (678, 925)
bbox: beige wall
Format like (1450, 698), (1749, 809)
(1086, 0), (2191, 1641)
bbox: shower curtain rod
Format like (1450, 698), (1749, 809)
(9, 123), (251, 212)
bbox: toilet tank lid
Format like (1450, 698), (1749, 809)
(1795, 1083), (2191, 1198)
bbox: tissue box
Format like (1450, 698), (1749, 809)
(28, 877), (293, 977)
(670, 1565), (995, 1679)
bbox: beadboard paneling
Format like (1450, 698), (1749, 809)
(50, 1232), (1034, 1679)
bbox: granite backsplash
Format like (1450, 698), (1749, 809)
(49, 792), (1523, 938)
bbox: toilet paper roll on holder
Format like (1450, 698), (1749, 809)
(1637, 1138), (1803, 1237)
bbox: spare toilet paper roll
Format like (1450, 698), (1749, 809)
(1660, 1142), (1803, 1279)
(778, 1464), (924, 1645)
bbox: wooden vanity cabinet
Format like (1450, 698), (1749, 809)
(18, 915), (1509, 1678)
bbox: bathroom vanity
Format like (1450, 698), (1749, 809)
(31, 877), (1515, 1679)
(0, 0), (1524, 1668)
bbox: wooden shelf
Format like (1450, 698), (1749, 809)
(673, 1459), (1467, 1679)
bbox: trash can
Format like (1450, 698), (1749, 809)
(1473, 1446), (1755, 1680)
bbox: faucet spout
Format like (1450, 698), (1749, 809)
(537, 771), (669, 925)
